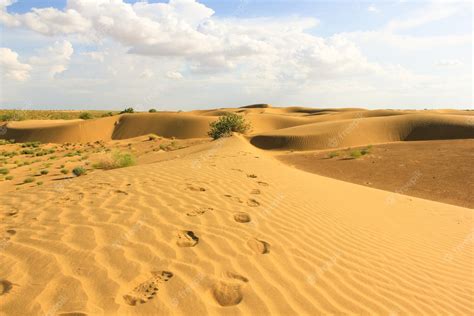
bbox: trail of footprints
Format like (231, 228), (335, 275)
(123, 271), (174, 306)
(123, 173), (270, 308)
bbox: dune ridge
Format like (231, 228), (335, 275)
(2, 108), (473, 146)
(0, 135), (472, 315)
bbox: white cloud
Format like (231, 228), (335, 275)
(436, 59), (462, 67)
(82, 51), (106, 62)
(166, 71), (183, 79)
(0, 0), (471, 109)
(140, 69), (154, 79)
(385, 1), (469, 32)
(29, 40), (74, 78)
(368, 5), (378, 13)
(0, 47), (32, 81)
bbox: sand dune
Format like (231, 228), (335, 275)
(1, 107), (473, 315)
(0, 135), (472, 315)
(3, 108), (473, 146)
(250, 113), (474, 150)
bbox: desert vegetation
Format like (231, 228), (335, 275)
(208, 113), (250, 139)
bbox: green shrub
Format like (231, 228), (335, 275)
(148, 134), (157, 141)
(5, 175), (13, 180)
(23, 177), (35, 183)
(0, 168), (9, 175)
(64, 151), (81, 157)
(40, 169), (49, 175)
(79, 112), (93, 120)
(21, 141), (41, 148)
(208, 113), (250, 139)
(72, 166), (86, 177)
(101, 112), (114, 117)
(60, 168), (68, 174)
(0, 111), (26, 121)
(350, 150), (362, 159)
(36, 181), (43, 186)
(149, 108), (157, 113)
(93, 151), (135, 170)
(120, 107), (135, 114)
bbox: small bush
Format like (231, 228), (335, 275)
(101, 112), (114, 117)
(208, 113), (250, 139)
(148, 134), (157, 141)
(40, 169), (49, 175)
(149, 108), (157, 113)
(79, 112), (93, 120)
(21, 141), (41, 148)
(36, 181), (43, 186)
(5, 175), (13, 180)
(72, 166), (86, 177)
(0, 168), (9, 175)
(20, 149), (34, 155)
(94, 151), (135, 170)
(328, 152), (339, 158)
(350, 150), (362, 159)
(0, 111), (26, 122)
(120, 107), (135, 114)
(60, 168), (68, 174)
(23, 177), (35, 183)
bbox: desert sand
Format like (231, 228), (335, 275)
(0, 106), (473, 315)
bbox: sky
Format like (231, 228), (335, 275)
(0, 0), (472, 111)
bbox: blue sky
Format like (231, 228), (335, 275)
(0, 0), (472, 110)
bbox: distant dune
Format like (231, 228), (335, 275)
(0, 107), (473, 315)
(2, 108), (473, 147)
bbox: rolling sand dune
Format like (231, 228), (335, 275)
(0, 107), (473, 315)
(250, 113), (474, 150)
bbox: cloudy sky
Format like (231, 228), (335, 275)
(0, 0), (472, 111)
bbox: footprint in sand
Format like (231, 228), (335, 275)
(247, 238), (270, 254)
(185, 184), (206, 192)
(123, 271), (173, 306)
(7, 209), (18, 217)
(250, 189), (261, 195)
(212, 272), (248, 307)
(257, 181), (269, 187)
(247, 174), (257, 178)
(224, 195), (243, 203)
(246, 199), (260, 207)
(113, 189), (129, 195)
(186, 207), (213, 217)
(234, 212), (251, 223)
(0, 279), (12, 296)
(6, 229), (16, 235)
(177, 230), (199, 247)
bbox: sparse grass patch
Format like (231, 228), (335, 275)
(72, 166), (86, 177)
(5, 175), (13, 180)
(328, 152), (339, 158)
(93, 151), (135, 170)
(350, 150), (362, 159)
(21, 141), (41, 148)
(23, 177), (35, 184)
(79, 112), (93, 120)
(0, 168), (9, 175)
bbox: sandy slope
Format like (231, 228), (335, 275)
(3, 108), (473, 146)
(0, 135), (472, 315)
